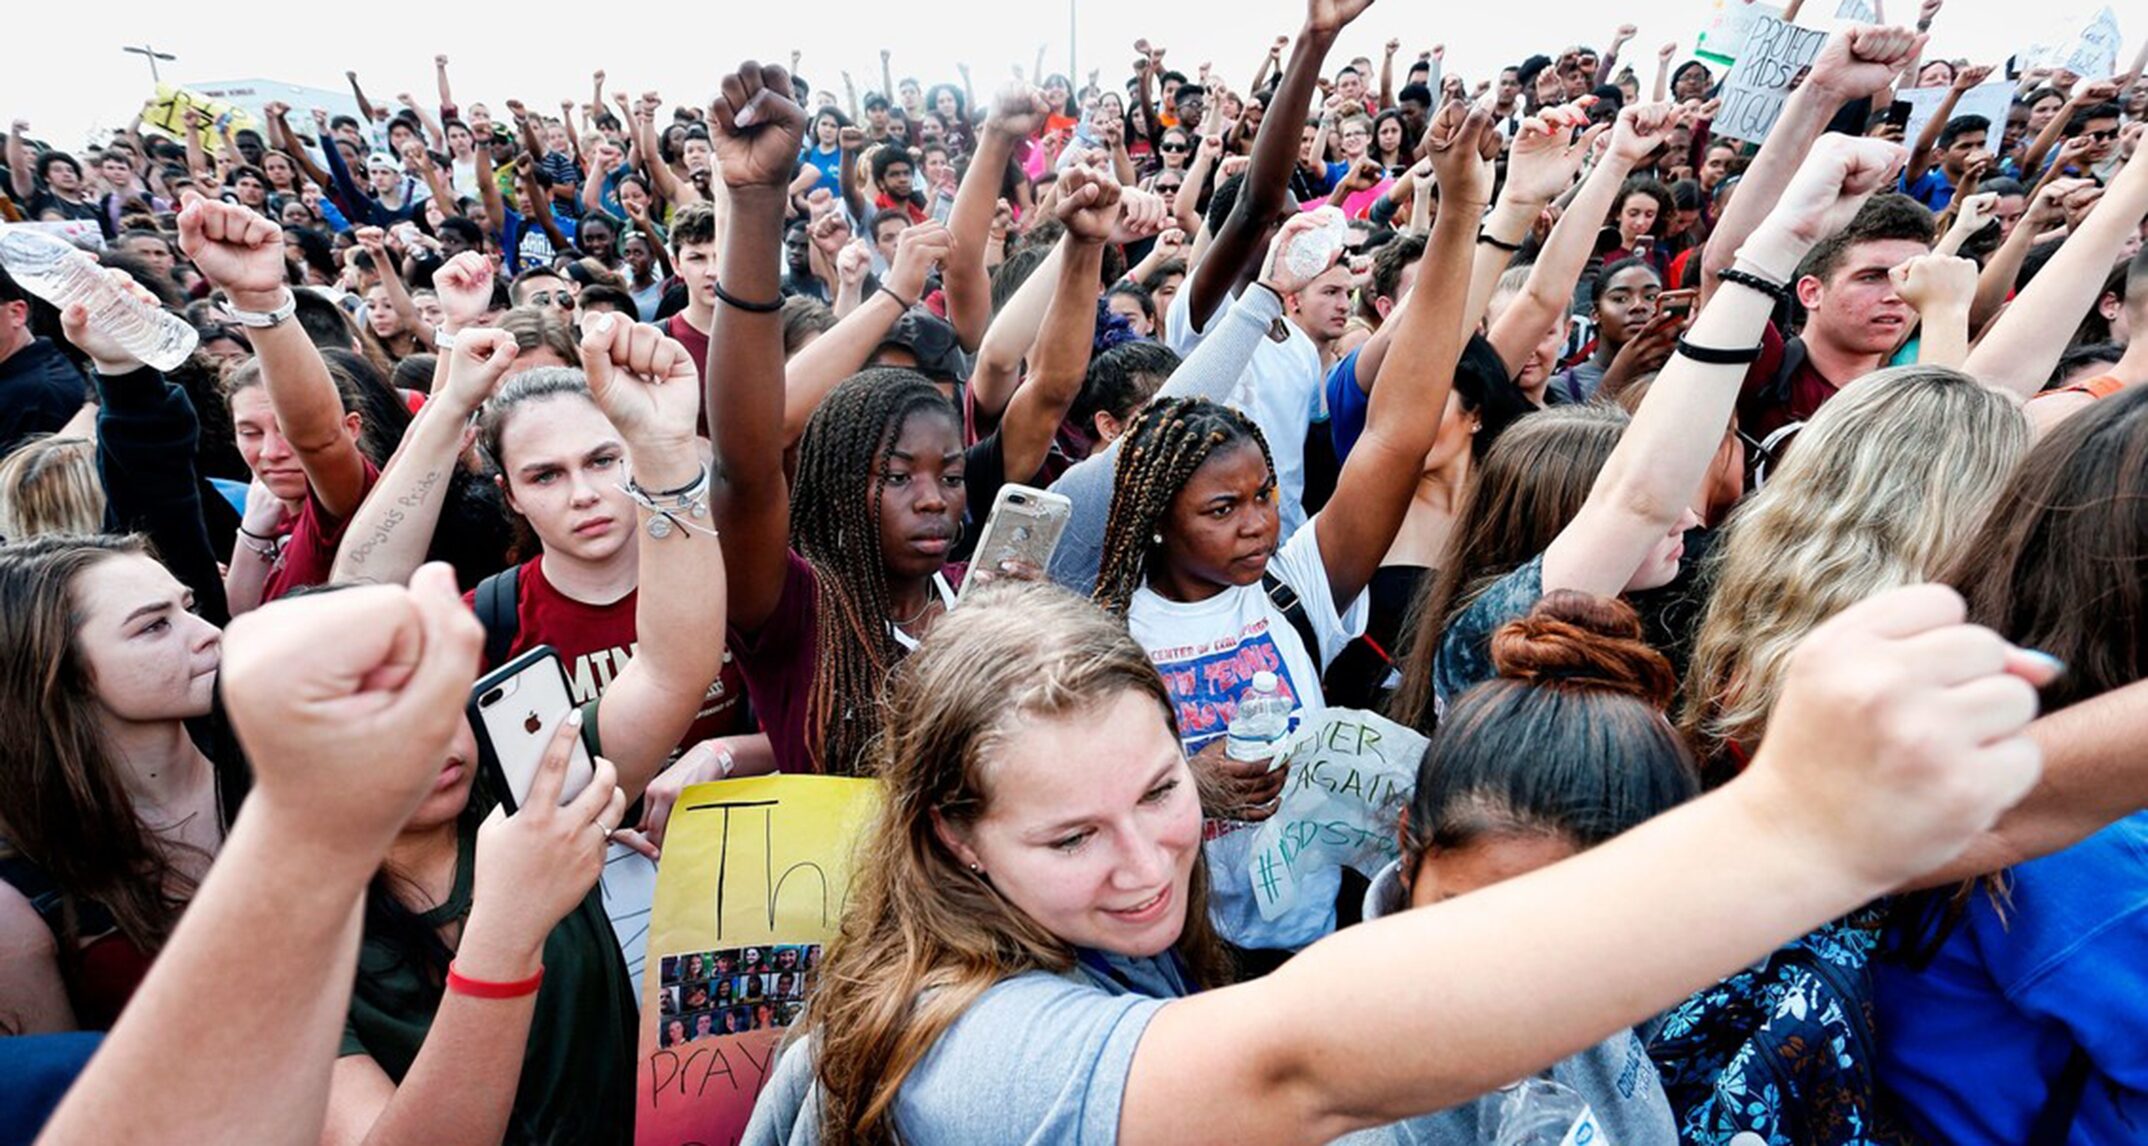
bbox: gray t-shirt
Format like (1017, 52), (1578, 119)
(1333, 862), (1679, 1146)
(1430, 555), (1546, 714)
(743, 953), (1187, 1145)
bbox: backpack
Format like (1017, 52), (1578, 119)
(1261, 571), (1321, 673)
(1648, 910), (1889, 1145)
(474, 563), (520, 668)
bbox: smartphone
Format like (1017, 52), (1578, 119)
(1886, 100), (1914, 131)
(958, 484), (1072, 603)
(1658, 288), (1697, 321)
(1631, 235), (1654, 259)
(469, 646), (596, 812)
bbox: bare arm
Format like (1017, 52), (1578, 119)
(706, 64), (810, 633)
(999, 179), (1116, 483)
(434, 55), (455, 111)
(946, 89), (1044, 354)
(784, 223), (952, 441)
(1968, 180), (2074, 336)
(1379, 40), (1399, 109)
(1966, 146), (2148, 402)
(347, 72), (379, 125)
(1903, 76), (1973, 186)
(969, 242), (1066, 423)
(1313, 103), (1485, 608)
(1488, 121), (1652, 375)
(1183, 5), (1360, 330)
(6, 120), (33, 200)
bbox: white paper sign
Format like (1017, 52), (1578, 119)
(1716, 16), (1832, 143)
(1833, 0), (1878, 26)
(1697, 0), (1787, 67)
(2020, 7), (2123, 79)
(1900, 80), (2014, 155)
(1244, 708), (1426, 921)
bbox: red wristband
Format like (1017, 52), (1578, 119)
(446, 961), (544, 999)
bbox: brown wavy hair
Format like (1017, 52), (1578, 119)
(0, 535), (205, 955)
(1390, 404), (1629, 733)
(802, 581), (1231, 1144)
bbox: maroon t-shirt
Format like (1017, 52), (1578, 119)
(463, 555), (751, 752)
(1738, 323), (1843, 440)
(730, 552), (822, 775)
(262, 457), (381, 602)
(666, 312), (712, 438)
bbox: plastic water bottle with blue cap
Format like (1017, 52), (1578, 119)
(0, 225), (197, 370)
(1490, 1077), (1607, 1145)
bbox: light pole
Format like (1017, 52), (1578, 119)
(1068, 0), (1078, 95)
(123, 44), (176, 85)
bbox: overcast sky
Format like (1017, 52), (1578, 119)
(5, 0), (2125, 150)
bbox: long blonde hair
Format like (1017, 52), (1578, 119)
(805, 581), (1231, 1145)
(0, 436), (104, 540)
(1681, 366), (2026, 771)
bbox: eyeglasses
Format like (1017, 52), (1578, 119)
(526, 290), (575, 309)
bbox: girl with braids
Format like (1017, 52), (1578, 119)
(744, 572), (2062, 1146)
(1088, 96), (1500, 956)
(704, 64), (1127, 776)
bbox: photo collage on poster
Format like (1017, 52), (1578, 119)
(656, 944), (822, 1047)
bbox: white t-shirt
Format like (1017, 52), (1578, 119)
(1126, 523), (1368, 951)
(1164, 286), (1323, 542)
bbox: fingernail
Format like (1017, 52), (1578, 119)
(568, 709), (585, 727)
(594, 312), (616, 333)
(2018, 648), (2067, 677)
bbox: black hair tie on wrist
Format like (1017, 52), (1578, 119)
(1675, 336), (1765, 365)
(1717, 267), (1791, 304)
(712, 281), (783, 314)
(1476, 230), (1523, 253)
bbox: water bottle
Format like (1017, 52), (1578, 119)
(1224, 671), (1293, 762)
(1490, 1077), (1607, 1146)
(0, 226), (197, 370)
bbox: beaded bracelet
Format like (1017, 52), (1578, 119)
(622, 465), (717, 540)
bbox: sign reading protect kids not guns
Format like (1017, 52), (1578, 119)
(637, 775), (880, 1146)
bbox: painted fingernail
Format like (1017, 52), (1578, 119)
(568, 709), (585, 727)
(593, 312), (616, 334)
(2018, 648), (2067, 677)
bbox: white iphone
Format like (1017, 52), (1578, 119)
(958, 484), (1073, 603)
(469, 646), (596, 811)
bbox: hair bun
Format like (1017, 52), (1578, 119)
(1489, 590), (1678, 709)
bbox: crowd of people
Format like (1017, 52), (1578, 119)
(4, 0), (2148, 1141)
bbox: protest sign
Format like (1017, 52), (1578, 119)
(2021, 8), (2122, 79)
(637, 775), (880, 1146)
(1900, 80), (2013, 155)
(138, 85), (257, 154)
(1697, 0), (1786, 67)
(1245, 708), (1427, 922)
(1715, 15), (1831, 144)
(1831, 0), (1878, 27)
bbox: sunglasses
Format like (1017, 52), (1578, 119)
(2081, 129), (2119, 143)
(1159, 141), (1190, 153)
(526, 290), (575, 309)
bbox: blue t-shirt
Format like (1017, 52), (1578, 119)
(1326, 346), (1373, 462)
(1901, 167), (1957, 212)
(1876, 811), (2148, 1143)
(798, 145), (845, 200)
(498, 207), (579, 275)
(743, 951), (1188, 1144)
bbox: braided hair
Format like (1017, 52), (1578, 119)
(790, 367), (960, 775)
(1092, 397), (1274, 615)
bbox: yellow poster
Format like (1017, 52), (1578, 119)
(636, 775), (880, 1146)
(139, 84), (255, 154)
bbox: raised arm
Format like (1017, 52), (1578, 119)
(7, 119), (35, 199)
(1968, 178), (2079, 335)
(330, 261), (507, 587)
(1971, 145), (2148, 408)
(998, 167), (1132, 483)
(576, 315), (726, 799)
(65, 271), (232, 626)
(1312, 101), (1488, 608)
(516, 156), (570, 252)
(1701, 26), (1924, 302)
(1598, 24), (1637, 88)
(1184, 0), (1371, 330)
(1379, 39), (1400, 109)
(1251, 37), (1286, 102)
(969, 241), (1067, 424)
(474, 134), (506, 242)
(346, 71), (380, 125)
(397, 93), (445, 151)
(945, 87), (1049, 353)
(1544, 136), (1905, 597)
(434, 54), (455, 113)
(2021, 79), (2118, 182)
(1653, 42), (1676, 103)
(1468, 101), (1605, 338)
(1888, 253), (1977, 368)
(1488, 104), (1673, 376)
(781, 221), (952, 443)
(707, 61), (810, 633)
(267, 104), (332, 191)
(354, 227), (427, 345)
(834, 124), (868, 225)
(1903, 66), (1986, 186)
(178, 193), (370, 519)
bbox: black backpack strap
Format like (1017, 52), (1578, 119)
(2028, 1045), (2093, 1146)
(474, 564), (521, 669)
(1262, 572), (1322, 668)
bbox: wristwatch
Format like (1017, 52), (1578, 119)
(227, 289), (298, 330)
